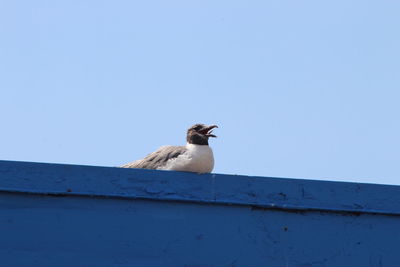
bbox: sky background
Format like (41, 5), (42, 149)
(1, 1), (399, 185)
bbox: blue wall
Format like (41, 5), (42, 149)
(1, 160), (400, 266)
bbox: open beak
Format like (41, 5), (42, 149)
(200, 125), (218, 138)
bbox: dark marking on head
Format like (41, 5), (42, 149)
(186, 124), (218, 145)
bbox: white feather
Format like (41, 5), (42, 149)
(159, 143), (214, 173)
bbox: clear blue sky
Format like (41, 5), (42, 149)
(1, 1), (399, 185)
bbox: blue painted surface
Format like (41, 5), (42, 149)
(1, 160), (400, 266)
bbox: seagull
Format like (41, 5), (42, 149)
(121, 124), (218, 173)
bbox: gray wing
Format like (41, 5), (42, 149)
(121, 145), (187, 170)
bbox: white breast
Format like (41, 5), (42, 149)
(159, 143), (214, 173)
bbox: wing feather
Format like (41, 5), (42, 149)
(121, 146), (187, 170)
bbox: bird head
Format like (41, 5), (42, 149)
(187, 124), (218, 145)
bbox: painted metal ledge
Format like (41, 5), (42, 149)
(1, 160), (399, 216)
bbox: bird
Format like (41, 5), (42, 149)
(121, 124), (218, 173)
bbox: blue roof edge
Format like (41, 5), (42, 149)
(1, 160), (399, 216)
